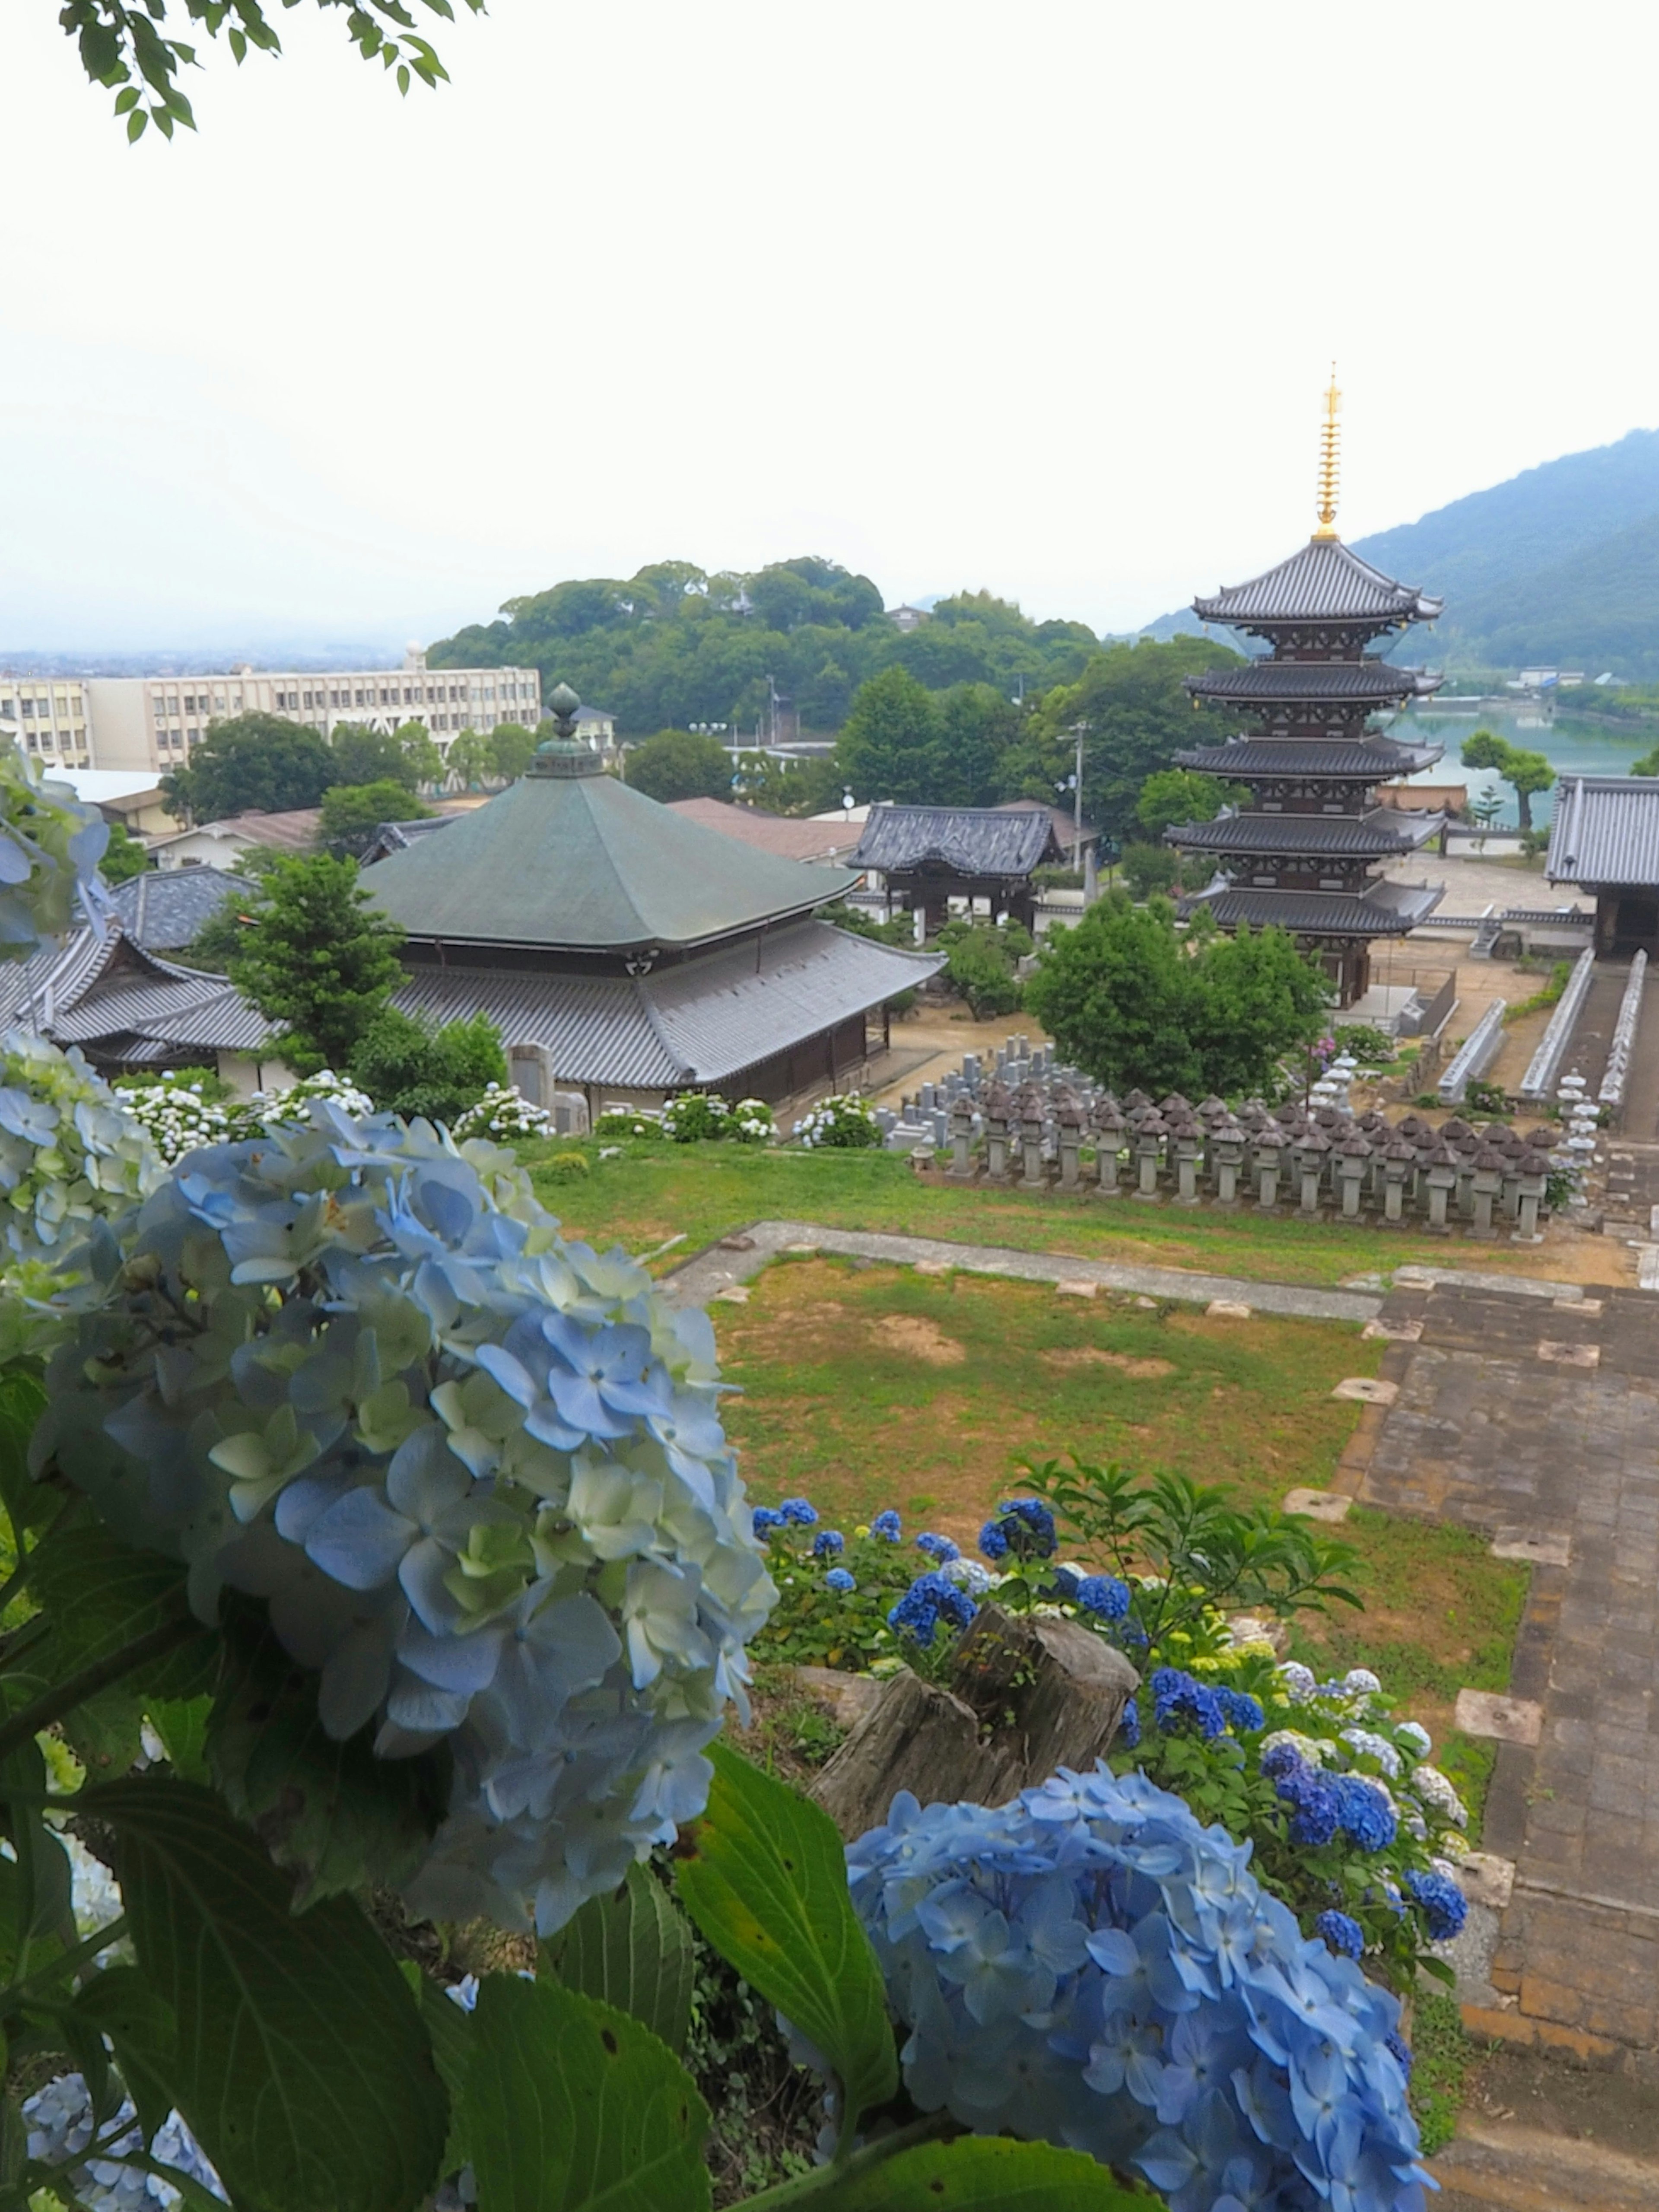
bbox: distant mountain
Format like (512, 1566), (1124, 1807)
(1134, 428), (1659, 679)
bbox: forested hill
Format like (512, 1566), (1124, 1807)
(427, 558), (1100, 735)
(1135, 427), (1659, 679)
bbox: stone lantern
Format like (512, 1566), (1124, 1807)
(1056, 1096), (1086, 1190)
(1211, 1116), (1247, 1205)
(1016, 1084), (1047, 1187)
(1170, 1114), (1205, 1204)
(1333, 1130), (1371, 1220)
(1379, 1134), (1416, 1224)
(1092, 1102), (1127, 1195)
(1294, 1125), (1331, 1214)
(1424, 1141), (1459, 1230)
(1469, 1142), (1505, 1236)
(1514, 1149), (1550, 1240)
(1252, 1126), (1285, 1210)
(1133, 1112), (1168, 1199)
(983, 1081), (1012, 1181)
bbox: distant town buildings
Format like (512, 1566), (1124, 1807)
(0, 677), (92, 769)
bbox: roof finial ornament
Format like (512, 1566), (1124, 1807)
(1312, 363), (1342, 541)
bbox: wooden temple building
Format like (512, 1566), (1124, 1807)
(1166, 376), (1448, 1007)
(849, 806), (1065, 934)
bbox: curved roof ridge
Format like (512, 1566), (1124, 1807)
(1192, 537), (1443, 629)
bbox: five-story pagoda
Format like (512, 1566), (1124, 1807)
(1166, 374), (1446, 1006)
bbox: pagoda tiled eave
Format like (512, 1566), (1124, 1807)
(1192, 537), (1442, 639)
(1172, 736), (1444, 785)
(1165, 807), (1445, 860)
(1182, 880), (1443, 938)
(1182, 660), (1443, 706)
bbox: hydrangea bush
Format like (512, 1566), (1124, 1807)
(790, 1093), (881, 1148)
(115, 1069), (378, 1163)
(659, 1091), (774, 1144)
(451, 1081), (554, 1145)
(37, 1102), (776, 1935)
(849, 1766), (1429, 2211)
(593, 1106), (664, 1140)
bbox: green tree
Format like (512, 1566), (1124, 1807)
(160, 713), (334, 823)
(937, 682), (1023, 806)
(62, 0), (484, 142)
(320, 780), (433, 859)
(731, 750), (843, 817)
(395, 720), (444, 788)
(229, 853), (405, 1074)
(349, 1006), (506, 1124)
(329, 724), (426, 793)
(1017, 636), (1242, 838)
(623, 729), (732, 802)
(1460, 728), (1554, 831)
(99, 820), (150, 882)
(445, 728), (493, 789)
(835, 667), (945, 804)
(1120, 843), (1181, 900)
(1024, 893), (1329, 1097)
(1135, 767), (1229, 840)
(489, 722), (537, 782)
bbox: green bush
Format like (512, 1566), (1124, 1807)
(1120, 842), (1180, 900)
(935, 916), (1030, 1018)
(347, 1006), (506, 1124)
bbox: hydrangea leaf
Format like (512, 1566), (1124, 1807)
(70, 1964), (178, 2148)
(25, 1520), (215, 1701)
(399, 1964), (473, 2178)
(81, 1778), (447, 2212)
(460, 1972), (709, 2212)
(539, 1862), (696, 2058)
(835, 2137), (1151, 2208)
(146, 1694), (213, 1784)
(206, 1602), (449, 1907)
(675, 1741), (897, 2145)
(0, 1369), (50, 1538)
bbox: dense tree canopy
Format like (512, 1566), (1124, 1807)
(320, 780), (433, 858)
(349, 1007), (505, 1125)
(1135, 767), (1231, 841)
(1020, 637), (1241, 839)
(623, 729), (732, 803)
(229, 853), (405, 1074)
(327, 722), (440, 793)
(161, 713), (334, 823)
(1460, 728), (1554, 830)
(429, 559), (1100, 739)
(99, 820), (150, 882)
(1024, 894), (1329, 1097)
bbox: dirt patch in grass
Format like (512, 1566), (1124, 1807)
(874, 1314), (966, 1365)
(1043, 1347), (1176, 1378)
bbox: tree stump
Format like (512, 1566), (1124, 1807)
(809, 1605), (1139, 1841)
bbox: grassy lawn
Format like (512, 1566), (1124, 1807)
(527, 1138), (1573, 1291)
(707, 1253), (1527, 1816)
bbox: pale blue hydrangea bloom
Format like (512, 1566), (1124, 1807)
(846, 1765), (1427, 2212)
(24, 2074), (224, 2209)
(36, 1104), (775, 1935)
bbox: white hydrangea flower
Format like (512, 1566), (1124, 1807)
(938, 1556), (996, 1596)
(1407, 1762), (1468, 1829)
(451, 1083), (554, 1146)
(1343, 1667), (1382, 1696)
(1274, 1661), (1318, 1704)
(1395, 1719), (1433, 1756)
(1339, 1726), (1402, 1778)
(1260, 1729), (1330, 1767)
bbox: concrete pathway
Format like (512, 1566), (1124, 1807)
(1353, 1277), (1659, 2065)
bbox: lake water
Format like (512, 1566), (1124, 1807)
(1390, 702), (1650, 826)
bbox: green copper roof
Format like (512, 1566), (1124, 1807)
(364, 770), (858, 953)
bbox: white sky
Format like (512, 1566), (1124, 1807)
(2, 0), (1656, 655)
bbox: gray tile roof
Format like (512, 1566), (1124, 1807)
(1547, 777), (1659, 886)
(851, 807), (1062, 879)
(0, 925), (275, 1064)
(110, 868), (245, 950)
(1185, 881), (1443, 936)
(1184, 661), (1443, 704)
(1168, 810), (1444, 858)
(394, 923), (941, 1088)
(1192, 539), (1443, 629)
(1173, 737), (1444, 780)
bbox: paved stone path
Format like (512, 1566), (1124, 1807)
(1356, 1276), (1659, 2064)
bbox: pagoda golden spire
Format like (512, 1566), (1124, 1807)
(1312, 363), (1342, 540)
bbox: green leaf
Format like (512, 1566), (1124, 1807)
(675, 1742), (896, 2144)
(206, 1600), (448, 1906)
(461, 1973), (709, 2212)
(833, 2137), (1149, 2209)
(0, 1373), (48, 1541)
(399, 1965), (471, 2177)
(83, 1779), (447, 2212)
(26, 1522), (213, 1700)
(540, 1863), (695, 2056)
(146, 1695), (212, 1785)
(70, 1965), (177, 2147)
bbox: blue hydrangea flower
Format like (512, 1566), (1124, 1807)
(36, 1104), (776, 1937)
(845, 1767), (1427, 2207)
(1268, 1751), (1343, 1847)
(1316, 1909), (1365, 1960)
(1149, 1667), (1226, 1740)
(811, 1529), (845, 1558)
(887, 1572), (977, 1649)
(24, 2072), (225, 2208)
(1332, 1773), (1398, 1853)
(1119, 1695), (1141, 1750)
(869, 1510), (902, 1541)
(1074, 1573), (1131, 1621)
(1385, 2030), (1414, 2079)
(1405, 1868), (1468, 1942)
(915, 1531), (959, 1563)
(752, 1506), (784, 1538)
(978, 1497), (1055, 1563)
(1214, 1687), (1265, 1733)
(779, 1497), (818, 1526)
(824, 1567), (856, 1594)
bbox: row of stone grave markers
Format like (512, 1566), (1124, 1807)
(877, 1039), (1565, 1236)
